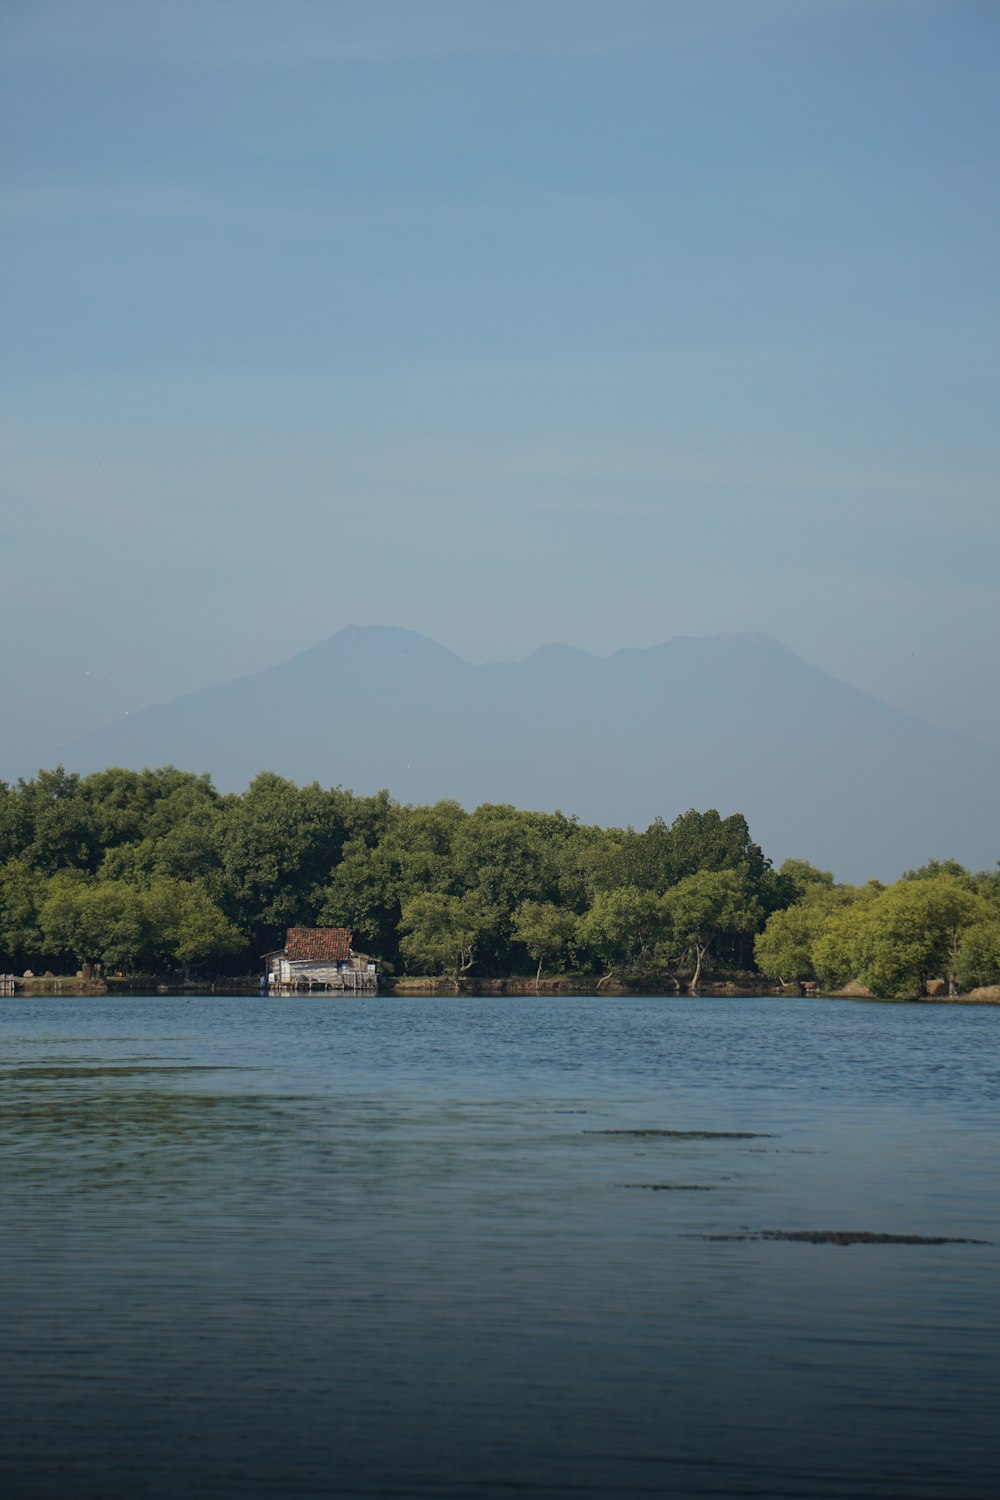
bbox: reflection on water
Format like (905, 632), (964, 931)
(1, 994), (999, 1499)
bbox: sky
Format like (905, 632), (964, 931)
(3, 0), (999, 776)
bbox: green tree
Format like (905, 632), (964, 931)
(99, 773), (227, 886)
(450, 805), (561, 963)
(399, 892), (487, 989)
(810, 891), (879, 989)
(592, 809), (769, 897)
(0, 857), (47, 969)
(754, 902), (829, 984)
(318, 801), (465, 967)
(40, 877), (147, 973)
(662, 868), (760, 991)
(778, 858), (835, 900)
(0, 782), (28, 863)
(901, 859), (971, 885)
(659, 809), (768, 886)
(551, 820), (616, 909)
(754, 881), (858, 984)
(36, 871), (93, 968)
(217, 773), (350, 949)
(450, 806), (588, 973)
(18, 768), (101, 873)
(954, 920), (1000, 992)
(576, 887), (665, 981)
(852, 875), (989, 998)
(320, 838), (402, 960)
(143, 878), (243, 979)
(513, 900), (578, 987)
(82, 767), (194, 851)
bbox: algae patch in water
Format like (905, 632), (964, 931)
(621, 1183), (718, 1191)
(586, 1129), (772, 1139)
(689, 1230), (992, 1246)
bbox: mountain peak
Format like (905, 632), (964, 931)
(296, 625), (467, 665)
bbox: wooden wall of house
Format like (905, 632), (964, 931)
(289, 960), (349, 984)
(268, 957), (377, 991)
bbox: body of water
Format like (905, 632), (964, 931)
(1, 993), (998, 1498)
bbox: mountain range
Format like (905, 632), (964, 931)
(55, 625), (999, 882)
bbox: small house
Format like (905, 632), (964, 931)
(263, 927), (377, 992)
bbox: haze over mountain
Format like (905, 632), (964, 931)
(51, 626), (998, 883)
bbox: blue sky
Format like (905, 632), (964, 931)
(3, 0), (999, 772)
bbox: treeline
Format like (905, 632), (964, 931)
(0, 766), (998, 996)
(754, 862), (1000, 998)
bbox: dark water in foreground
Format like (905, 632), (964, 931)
(1, 994), (998, 1500)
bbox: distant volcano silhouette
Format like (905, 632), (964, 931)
(61, 626), (1000, 881)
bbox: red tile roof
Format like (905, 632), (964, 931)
(284, 927), (353, 962)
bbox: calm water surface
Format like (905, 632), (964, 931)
(1, 993), (998, 1499)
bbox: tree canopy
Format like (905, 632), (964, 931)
(2, 766), (999, 997)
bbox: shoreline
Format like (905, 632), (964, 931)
(4, 975), (1000, 1004)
